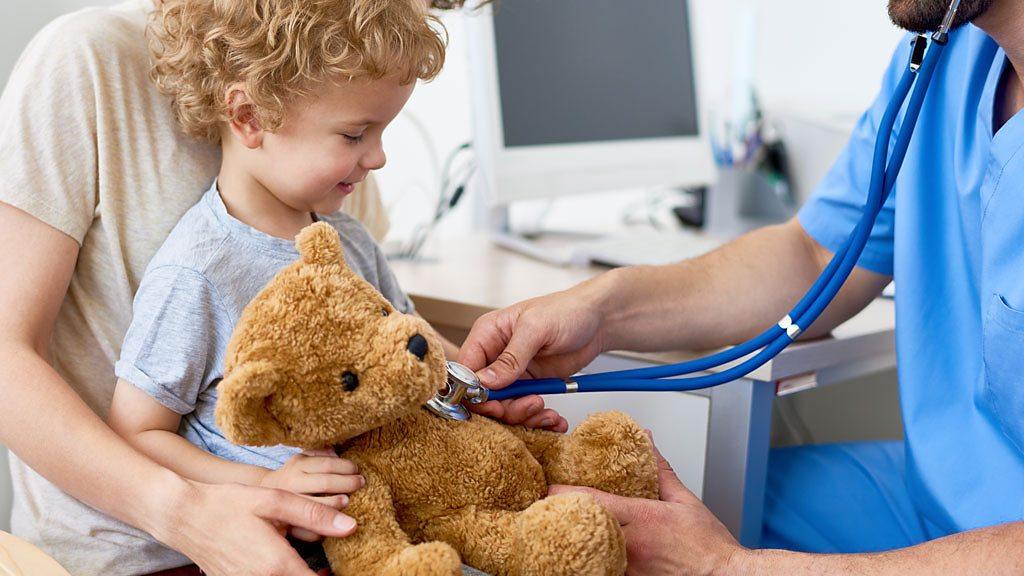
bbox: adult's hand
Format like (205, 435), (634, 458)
(549, 441), (746, 576)
(155, 479), (356, 576)
(458, 279), (615, 431)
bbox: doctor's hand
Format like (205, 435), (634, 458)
(548, 441), (748, 576)
(459, 288), (608, 432)
(458, 285), (608, 429)
(459, 290), (607, 388)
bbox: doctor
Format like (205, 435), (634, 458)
(460, 0), (1024, 573)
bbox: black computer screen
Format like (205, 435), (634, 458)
(492, 0), (699, 148)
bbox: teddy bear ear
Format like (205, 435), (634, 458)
(296, 221), (345, 267)
(215, 360), (287, 447)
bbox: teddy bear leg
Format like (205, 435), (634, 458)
(512, 492), (626, 576)
(417, 506), (521, 576)
(419, 496), (625, 576)
(511, 412), (659, 499)
(324, 469), (462, 576)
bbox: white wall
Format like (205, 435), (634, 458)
(0, 0), (121, 84)
(746, 0), (904, 116)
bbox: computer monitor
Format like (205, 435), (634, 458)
(467, 0), (713, 218)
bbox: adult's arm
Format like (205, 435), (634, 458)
(588, 218), (887, 353)
(551, 441), (1024, 576)
(740, 526), (1024, 575)
(0, 202), (355, 576)
(460, 219), (890, 389)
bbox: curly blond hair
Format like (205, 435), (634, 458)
(148, 0), (447, 142)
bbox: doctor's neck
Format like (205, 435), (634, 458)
(975, 1), (1024, 80)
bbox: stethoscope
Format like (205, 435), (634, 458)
(427, 0), (962, 422)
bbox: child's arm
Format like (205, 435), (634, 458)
(107, 378), (266, 486)
(108, 378), (364, 497)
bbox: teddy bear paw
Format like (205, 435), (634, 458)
(382, 541), (462, 576)
(563, 411), (658, 499)
(512, 493), (626, 576)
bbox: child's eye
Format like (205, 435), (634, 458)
(342, 133), (364, 143)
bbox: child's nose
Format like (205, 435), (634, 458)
(407, 333), (429, 361)
(362, 145), (386, 171)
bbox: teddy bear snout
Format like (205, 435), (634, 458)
(407, 333), (429, 361)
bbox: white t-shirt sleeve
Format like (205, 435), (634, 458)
(0, 13), (102, 245)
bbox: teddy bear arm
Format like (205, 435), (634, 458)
(322, 469), (408, 572)
(324, 469), (461, 575)
(510, 413), (659, 499)
(502, 424), (598, 489)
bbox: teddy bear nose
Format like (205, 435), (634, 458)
(407, 334), (429, 361)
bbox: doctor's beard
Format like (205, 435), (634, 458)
(888, 0), (995, 33)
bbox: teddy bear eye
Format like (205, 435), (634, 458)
(381, 307), (390, 317)
(340, 371), (360, 392)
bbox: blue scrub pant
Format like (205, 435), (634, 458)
(761, 441), (940, 553)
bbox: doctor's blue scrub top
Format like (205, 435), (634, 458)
(799, 25), (1024, 537)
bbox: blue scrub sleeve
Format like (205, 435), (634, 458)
(797, 35), (917, 277)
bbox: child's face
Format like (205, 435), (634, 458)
(250, 76), (415, 215)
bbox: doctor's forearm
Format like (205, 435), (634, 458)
(596, 219), (888, 352)
(734, 522), (1024, 575)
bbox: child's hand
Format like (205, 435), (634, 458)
(258, 448), (365, 502)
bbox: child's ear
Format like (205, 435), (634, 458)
(214, 360), (287, 446)
(224, 84), (264, 149)
(296, 222), (346, 267)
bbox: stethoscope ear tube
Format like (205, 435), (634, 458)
(488, 35), (948, 402)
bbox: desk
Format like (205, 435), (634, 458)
(390, 234), (896, 547)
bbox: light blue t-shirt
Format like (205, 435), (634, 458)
(799, 26), (1024, 536)
(114, 182), (414, 469)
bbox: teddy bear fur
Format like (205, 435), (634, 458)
(215, 222), (659, 576)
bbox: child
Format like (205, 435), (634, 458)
(105, 0), (457, 567)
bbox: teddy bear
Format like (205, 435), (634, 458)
(215, 222), (659, 576)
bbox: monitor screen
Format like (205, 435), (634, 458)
(492, 0), (699, 149)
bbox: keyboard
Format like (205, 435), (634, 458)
(570, 228), (724, 267)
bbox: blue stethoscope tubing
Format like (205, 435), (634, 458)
(489, 32), (948, 402)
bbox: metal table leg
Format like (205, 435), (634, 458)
(701, 377), (774, 547)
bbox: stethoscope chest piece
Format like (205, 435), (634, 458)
(426, 361), (490, 421)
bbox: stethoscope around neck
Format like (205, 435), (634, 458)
(428, 1), (962, 421)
